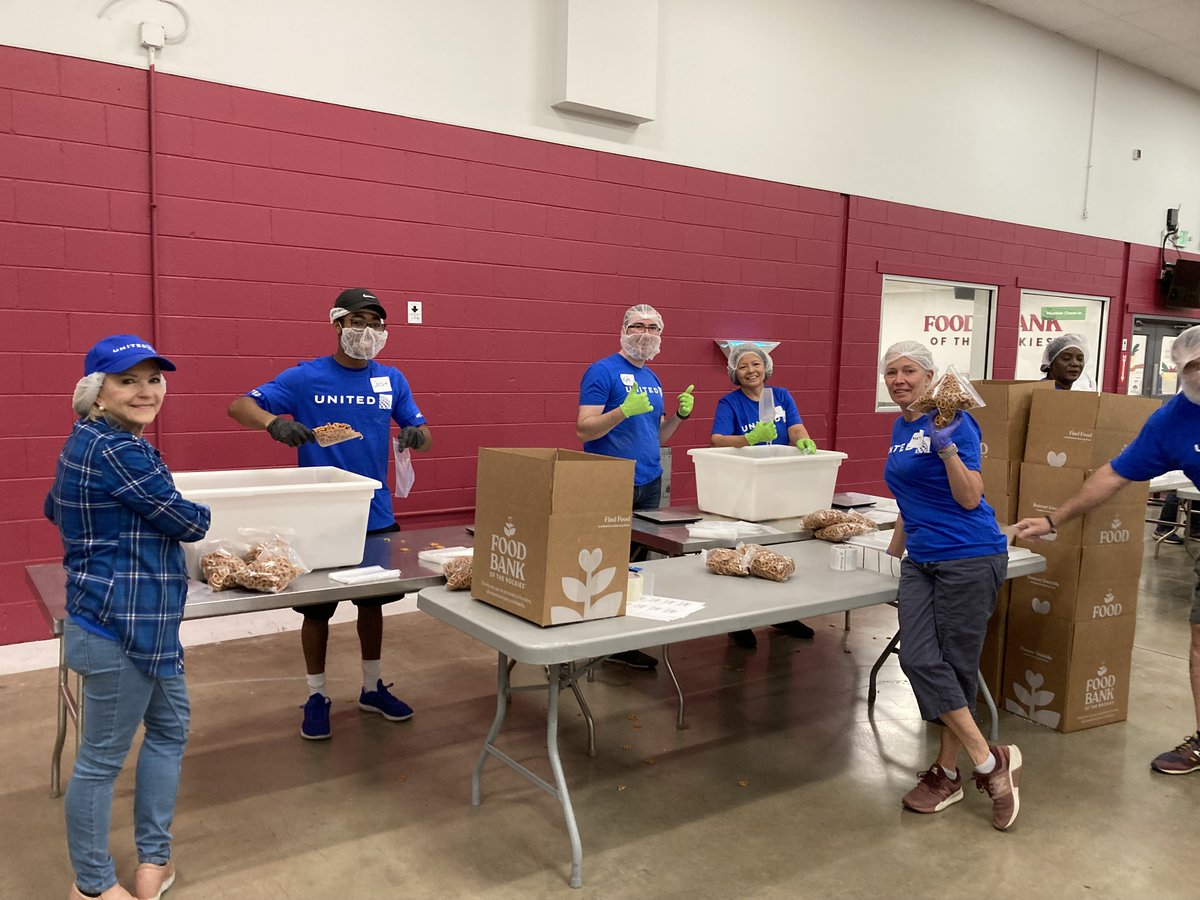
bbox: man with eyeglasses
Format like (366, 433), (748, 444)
(576, 303), (696, 670)
(228, 288), (432, 740)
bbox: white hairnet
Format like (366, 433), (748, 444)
(879, 341), (936, 375)
(72, 373), (105, 416)
(727, 343), (773, 385)
(1170, 324), (1200, 368)
(1040, 333), (1087, 371)
(622, 304), (664, 332)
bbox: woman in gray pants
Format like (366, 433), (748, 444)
(879, 341), (1023, 831)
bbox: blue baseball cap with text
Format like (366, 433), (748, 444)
(84, 334), (177, 375)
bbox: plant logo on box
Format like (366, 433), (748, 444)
(489, 519), (527, 588)
(1005, 670), (1061, 728)
(1031, 597), (1051, 615)
(1046, 450), (1067, 467)
(1093, 589), (1122, 618)
(550, 548), (624, 624)
(1098, 516), (1131, 544)
(1085, 664), (1117, 709)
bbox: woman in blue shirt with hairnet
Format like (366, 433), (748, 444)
(45, 335), (210, 900)
(710, 343), (817, 649)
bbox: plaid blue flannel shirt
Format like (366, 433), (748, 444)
(44, 419), (211, 677)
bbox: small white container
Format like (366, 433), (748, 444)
(829, 544), (859, 572)
(174, 466), (382, 579)
(687, 446), (848, 522)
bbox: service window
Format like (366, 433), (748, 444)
(876, 276), (997, 412)
(1014, 291), (1108, 390)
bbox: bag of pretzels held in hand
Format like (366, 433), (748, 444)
(906, 364), (985, 427)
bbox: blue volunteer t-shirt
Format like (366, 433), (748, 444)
(883, 412), (1006, 563)
(711, 386), (803, 444)
(579, 353), (664, 486)
(248, 356), (426, 530)
(1110, 393), (1199, 485)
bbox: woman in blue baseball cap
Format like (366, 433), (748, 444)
(46, 334), (210, 900)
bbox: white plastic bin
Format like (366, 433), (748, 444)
(686, 446), (848, 521)
(173, 466), (382, 579)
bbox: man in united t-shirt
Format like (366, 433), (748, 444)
(1016, 323), (1200, 776)
(576, 303), (695, 670)
(228, 288), (431, 741)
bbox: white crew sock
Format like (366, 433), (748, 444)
(306, 673), (327, 699)
(974, 752), (997, 775)
(362, 659), (382, 693)
(938, 764), (959, 782)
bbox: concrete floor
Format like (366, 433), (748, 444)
(2, 532), (1197, 900)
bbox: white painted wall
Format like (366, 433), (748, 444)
(3, 0), (1199, 246)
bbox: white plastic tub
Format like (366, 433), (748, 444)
(173, 466), (382, 579)
(686, 446), (848, 522)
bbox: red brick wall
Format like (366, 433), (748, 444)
(2, 45), (1196, 645)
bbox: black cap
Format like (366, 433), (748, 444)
(334, 288), (387, 320)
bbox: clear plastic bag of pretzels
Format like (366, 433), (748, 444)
(905, 364), (985, 427)
(197, 539), (251, 592)
(233, 529), (309, 593)
(443, 555), (473, 590)
(704, 546), (751, 577)
(741, 544), (797, 582)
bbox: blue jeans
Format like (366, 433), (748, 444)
(64, 621), (190, 894)
(632, 476), (662, 511)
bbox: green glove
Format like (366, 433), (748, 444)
(796, 438), (817, 455)
(676, 384), (695, 419)
(619, 387), (653, 418)
(744, 420), (777, 445)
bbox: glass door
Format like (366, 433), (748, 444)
(1128, 317), (1197, 399)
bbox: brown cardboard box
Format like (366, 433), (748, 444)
(471, 448), (634, 626)
(1002, 605), (1135, 732)
(981, 458), (1021, 523)
(1023, 391), (1159, 470)
(1009, 538), (1142, 622)
(1017, 464), (1150, 547)
(973, 380), (1054, 461)
(978, 582), (1011, 704)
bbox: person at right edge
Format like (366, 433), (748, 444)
(881, 341), (1022, 831)
(1017, 324), (1200, 776)
(577, 303), (694, 670)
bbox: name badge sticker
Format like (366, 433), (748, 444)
(620, 373), (637, 387)
(370, 376), (392, 394)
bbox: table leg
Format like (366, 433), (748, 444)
(566, 662), (597, 758)
(867, 631), (902, 707)
(51, 634), (68, 798)
(471, 652), (512, 806)
(978, 668), (999, 744)
(662, 644), (686, 730)
(844, 610), (852, 632)
(546, 665), (584, 889)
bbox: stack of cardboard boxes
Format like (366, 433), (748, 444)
(974, 381), (1052, 703)
(975, 385), (1159, 733)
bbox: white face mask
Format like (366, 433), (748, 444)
(621, 332), (661, 361)
(340, 326), (388, 360)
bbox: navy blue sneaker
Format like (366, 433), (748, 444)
(301, 693), (332, 740)
(359, 680), (414, 722)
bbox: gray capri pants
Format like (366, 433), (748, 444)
(897, 553), (1007, 723)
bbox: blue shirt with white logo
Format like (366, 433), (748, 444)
(711, 386), (803, 444)
(579, 353), (664, 486)
(1110, 393), (1198, 485)
(248, 356), (425, 530)
(883, 412), (1006, 563)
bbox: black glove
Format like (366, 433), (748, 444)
(397, 426), (425, 450)
(266, 417), (315, 447)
